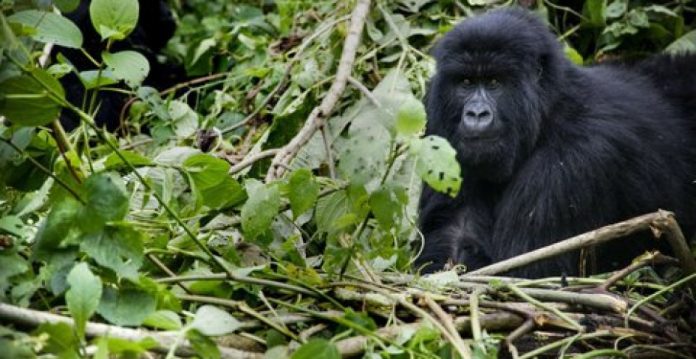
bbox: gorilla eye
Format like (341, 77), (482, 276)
(462, 78), (472, 86)
(489, 78), (500, 87)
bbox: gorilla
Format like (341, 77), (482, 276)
(416, 8), (696, 278)
(56, 0), (185, 131)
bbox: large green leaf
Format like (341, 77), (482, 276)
(286, 168), (319, 219)
(102, 50), (150, 87)
(291, 339), (340, 359)
(66, 263), (103, 339)
(89, 0), (139, 41)
(8, 10), (83, 48)
(240, 179), (280, 240)
(411, 136), (462, 197)
(97, 287), (156, 326)
(0, 69), (65, 127)
(666, 30), (696, 55)
(78, 173), (129, 233)
(81, 224), (144, 280)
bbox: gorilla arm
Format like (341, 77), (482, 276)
(416, 183), (493, 273)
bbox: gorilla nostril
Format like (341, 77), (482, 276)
(478, 110), (491, 119)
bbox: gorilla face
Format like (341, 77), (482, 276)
(425, 10), (566, 181)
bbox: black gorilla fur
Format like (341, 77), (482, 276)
(57, 0), (185, 131)
(417, 8), (696, 278)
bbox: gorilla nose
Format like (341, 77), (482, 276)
(462, 103), (493, 131)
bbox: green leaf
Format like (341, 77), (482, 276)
(66, 263), (103, 339)
(96, 337), (158, 356)
(142, 310), (182, 330)
(183, 153), (230, 190)
(8, 10), (83, 48)
(104, 150), (153, 169)
(369, 184), (407, 230)
(97, 287), (156, 326)
(564, 44), (583, 65)
(34, 322), (80, 357)
(33, 198), (80, 260)
(604, 1), (626, 19)
(627, 9), (649, 29)
(81, 224), (144, 280)
(89, 0), (139, 41)
(583, 0), (607, 27)
(102, 50), (150, 87)
(199, 176), (246, 210)
(395, 97), (426, 136)
(78, 70), (119, 90)
(78, 172), (129, 233)
(291, 339), (340, 359)
(0, 69), (65, 127)
(241, 179), (281, 240)
(0, 250), (28, 285)
(666, 30), (696, 55)
(286, 169), (319, 218)
(186, 330), (221, 359)
(54, 0), (80, 13)
(411, 136), (462, 197)
(191, 305), (242, 336)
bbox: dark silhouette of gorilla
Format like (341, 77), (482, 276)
(417, 8), (696, 278)
(56, 0), (185, 131)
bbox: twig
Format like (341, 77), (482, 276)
(146, 253), (192, 294)
(651, 210), (696, 291)
(468, 289), (484, 351)
(599, 252), (675, 291)
(0, 137), (85, 204)
(505, 319), (535, 358)
(624, 272), (696, 327)
(220, 16), (351, 135)
(156, 273), (317, 297)
(0, 303), (262, 359)
(423, 294), (472, 358)
(266, 0), (371, 180)
(228, 149), (280, 175)
(348, 76), (381, 107)
(466, 211), (667, 276)
(505, 283), (584, 331)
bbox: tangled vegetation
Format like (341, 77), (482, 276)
(1, 0), (695, 358)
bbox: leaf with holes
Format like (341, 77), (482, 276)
(410, 136), (462, 197)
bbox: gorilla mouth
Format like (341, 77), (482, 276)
(460, 131), (502, 141)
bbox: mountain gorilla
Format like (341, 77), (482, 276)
(417, 8), (696, 278)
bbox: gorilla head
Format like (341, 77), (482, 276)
(426, 9), (566, 181)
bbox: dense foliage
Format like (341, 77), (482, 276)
(1, 0), (695, 358)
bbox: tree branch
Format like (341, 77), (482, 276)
(265, 0), (371, 181)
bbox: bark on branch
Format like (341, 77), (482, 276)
(465, 210), (696, 285)
(265, 0), (371, 181)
